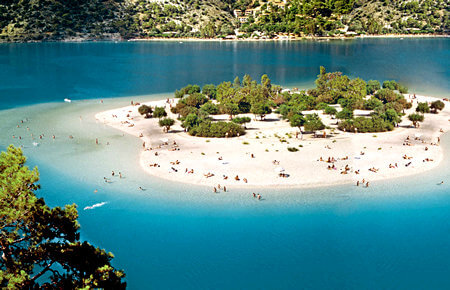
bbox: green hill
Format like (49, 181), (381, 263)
(0, 0), (448, 42)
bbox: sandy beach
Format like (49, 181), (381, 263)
(95, 94), (450, 189)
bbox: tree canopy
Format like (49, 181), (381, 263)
(408, 113), (424, 127)
(153, 106), (167, 119)
(0, 145), (126, 288)
(171, 67), (414, 136)
(138, 104), (153, 118)
(430, 100), (445, 113)
(159, 117), (175, 132)
(416, 102), (430, 114)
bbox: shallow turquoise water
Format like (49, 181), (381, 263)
(0, 40), (449, 289)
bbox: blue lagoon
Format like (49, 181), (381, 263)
(0, 39), (449, 289)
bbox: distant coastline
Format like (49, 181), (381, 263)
(1, 33), (448, 44)
(128, 34), (450, 42)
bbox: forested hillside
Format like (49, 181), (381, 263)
(0, 0), (448, 42)
(237, 0), (449, 37)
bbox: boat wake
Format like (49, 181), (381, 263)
(84, 201), (108, 210)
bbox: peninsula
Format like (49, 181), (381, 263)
(96, 68), (449, 188)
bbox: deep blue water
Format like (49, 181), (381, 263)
(1, 39), (450, 289)
(0, 38), (449, 110)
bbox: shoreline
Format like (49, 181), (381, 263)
(128, 34), (449, 42)
(95, 94), (450, 190)
(2, 33), (448, 44)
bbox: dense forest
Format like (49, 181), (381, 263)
(0, 0), (448, 42)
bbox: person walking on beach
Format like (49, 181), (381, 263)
(357, 181), (359, 186)
(257, 194), (261, 200)
(96, 138), (99, 145)
(223, 186), (227, 192)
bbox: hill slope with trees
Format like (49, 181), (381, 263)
(0, 0), (448, 42)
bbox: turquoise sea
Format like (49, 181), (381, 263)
(0, 39), (449, 289)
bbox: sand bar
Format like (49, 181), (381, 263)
(95, 94), (450, 189)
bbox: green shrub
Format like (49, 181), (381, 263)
(189, 121), (245, 138)
(232, 116), (251, 125)
(338, 116), (394, 133)
(324, 106), (337, 115)
(382, 80), (399, 90)
(416, 102), (430, 114)
(287, 147), (299, 152)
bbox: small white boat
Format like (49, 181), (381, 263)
(32, 142), (39, 147)
(64, 98), (72, 103)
